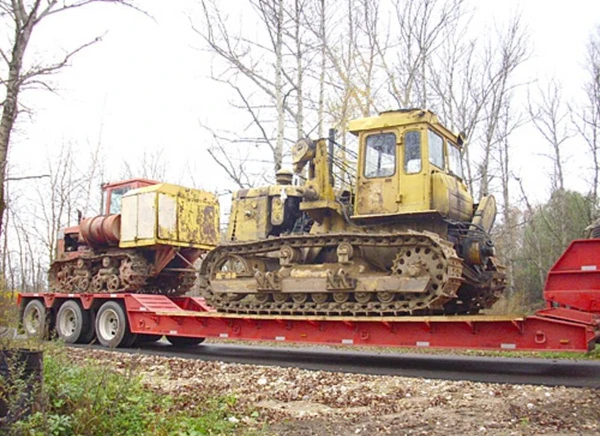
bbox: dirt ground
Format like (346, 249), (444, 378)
(66, 347), (600, 435)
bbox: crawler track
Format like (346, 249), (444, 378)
(49, 252), (194, 296)
(199, 231), (502, 316)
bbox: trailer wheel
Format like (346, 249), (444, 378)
(21, 299), (48, 339)
(56, 300), (94, 344)
(166, 336), (205, 347)
(80, 309), (96, 344)
(95, 301), (137, 348)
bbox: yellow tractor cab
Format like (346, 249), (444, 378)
(349, 109), (473, 223)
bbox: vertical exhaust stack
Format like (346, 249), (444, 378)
(275, 169), (293, 185)
(328, 128), (336, 187)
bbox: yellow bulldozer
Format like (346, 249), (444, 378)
(199, 109), (505, 316)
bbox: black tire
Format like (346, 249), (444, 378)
(56, 300), (94, 344)
(21, 299), (48, 339)
(165, 336), (205, 347)
(95, 301), (137, 348)
(135, 334), (163, 344)
(79, 309), (96, 344)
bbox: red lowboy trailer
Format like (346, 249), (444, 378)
(17, 239), (600, 352)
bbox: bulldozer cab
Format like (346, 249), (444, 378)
(101, 179), (158, 215)
(349, 109), (472, 221)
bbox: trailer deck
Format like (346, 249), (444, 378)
(16, 238), (600, 352)
(16, 291), (599, 352)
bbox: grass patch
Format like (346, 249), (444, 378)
(5, 345), (242, 435)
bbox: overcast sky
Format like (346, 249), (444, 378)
(6, 0), (600, 207)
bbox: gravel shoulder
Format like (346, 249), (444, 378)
(65, 347), (600, 435)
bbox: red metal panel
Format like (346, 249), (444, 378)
(537, 306), (600, 325)
(124, 294), (186, 313)
(121, 295), (599, 353)
(544, 239), (600, 313)
(126, 310), (597, 352)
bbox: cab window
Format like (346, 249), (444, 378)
(109, 187), (130, 214)
(448, 143), (464, 179)
(404, 131), (421, 174)
(428, 130), (444, 169)
(364, 133), (396, 178)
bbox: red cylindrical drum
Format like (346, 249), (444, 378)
(79, 214), (121, 247)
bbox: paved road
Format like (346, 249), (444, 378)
(72, 341), (600, 389)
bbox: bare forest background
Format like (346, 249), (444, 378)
(0, 0), (599, 313)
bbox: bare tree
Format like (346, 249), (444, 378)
(476, 15), (528, 197)
(495, 98), (525, 295)
(121, 148), (167, 182)
(202, 125), (256, 189)
(515, 177), (546, 298)
(382, 0), (466, 108)
(0, 0), (140, 237)
(573, 25), (600, 217)
(316, 0), (326, 137)
(28, 141), (104, 265)
(528, 80), (572, 193)
(195, 0), (312, 179)
(0, 139), (106, 292)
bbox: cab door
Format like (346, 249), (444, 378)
(397, 128), (428, 213)
(354, 130), (399, 216)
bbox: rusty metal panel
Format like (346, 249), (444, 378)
(176, 188), (219, 247)
(158, 193), (177, 240)
(137, 192), (156, 240)
(120, 194), (138, 243)
(431, 172), (473, 221)
(119, 183), (219, 250)
(228, 196), (270, 241)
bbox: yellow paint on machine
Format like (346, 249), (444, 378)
(119, 183), (219, 249)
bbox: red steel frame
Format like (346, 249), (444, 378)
(16, 292), (599, 352)
(16, 239), (600, 353)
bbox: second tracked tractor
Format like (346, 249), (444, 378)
(50, 179), (219, 296)
(200, 109), (506, 316)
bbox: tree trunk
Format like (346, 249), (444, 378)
(0, 22), (34, 236)
(317, 0), (325, 138)
(294, 0), (304, 140)
(274, 0), (284, 174)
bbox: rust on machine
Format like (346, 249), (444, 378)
(199, 108), (506, 317)
(48, 108), (505, 319)
(79, 214), (121, 247)
(49, 179), (220, 296)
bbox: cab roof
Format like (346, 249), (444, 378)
(348, 109), (460, 145)
(101, 178), (159, 191)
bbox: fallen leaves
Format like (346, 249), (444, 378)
(65, 346), (600, 435)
